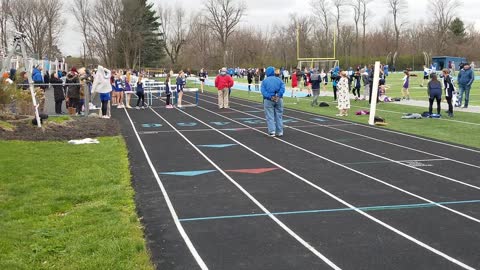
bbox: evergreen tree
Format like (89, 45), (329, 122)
(449, 17), (466, 39)
(119, 0), (164, 69)
(139, 2), (164, 68)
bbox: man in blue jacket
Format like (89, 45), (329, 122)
(457, 63), (474, 108)
(261, 66), (285, 137)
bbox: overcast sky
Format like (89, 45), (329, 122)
(61, 0), (480, 56)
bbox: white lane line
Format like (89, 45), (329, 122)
(195, 94), (480, 170)
(168, 101), (476, 270)
(198, 92), (480, 154)
(147, 108), (342, 270)
(187, 99), (480, 225)
(122, 108), (209, 270)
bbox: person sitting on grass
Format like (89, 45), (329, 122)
(427, 73), (442, 117)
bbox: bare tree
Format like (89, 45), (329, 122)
(332, 0), (344, 43)
(159, 3), (188, 66)
(310, 0), (331, 41)
(88, 0), (122, 67)
(429, 0), (460, 53)
(187, 13), (212, 68)
(205, 0), (246, 66)
(0, 0), (10, 53)
(352, 0), (361, 45)
(386, 0), (407, 52)
(360, 0), (373, 56)
(71, 0), (93, 65)
(42, 0), (63, 59)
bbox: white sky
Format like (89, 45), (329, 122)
(60, 0), (480, 56)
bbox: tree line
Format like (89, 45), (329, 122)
(1, 0), (478, 71)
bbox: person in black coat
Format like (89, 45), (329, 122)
(50, 73), (65, 114)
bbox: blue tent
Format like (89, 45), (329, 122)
(432, 56), (467, 70)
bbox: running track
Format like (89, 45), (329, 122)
(114, 91), (480, 270)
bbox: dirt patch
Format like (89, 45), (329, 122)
(0, 115), (121, 141)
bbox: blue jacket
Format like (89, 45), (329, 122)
(458, 68), (474, 86)
(32, 68), (43, 83)
(261, 66), (285, 100)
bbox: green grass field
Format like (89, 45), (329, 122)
(0, 137), (153, 270)
(200, 84), (480, 149)
(229, 72), (480, 106)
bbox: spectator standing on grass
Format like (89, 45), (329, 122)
(320, 69), (328, 95)
(361, 68), (369, 101)
(427, 73), (442, 116)
(291, 68), (299, 98)
(261, 66), (285, 137)
(352, 68), (361, 100)
(247, 68), (254, 92)
(442, 69), (455, 117)
(254, 68), (260, 91)
(282, 69), (289, 84)
(310, 69), (321, 106)
(215, 67), (234, 109)
(401, 70), (411, 100)
(331, 67), (340, 101)
(456, 63), (474, 108)
(336, 71), (350, 117)
(421, 65), (430, 87)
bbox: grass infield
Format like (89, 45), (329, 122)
(0, 137), (153, 270)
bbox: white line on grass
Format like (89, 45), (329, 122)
(122, 108), (209, 270)
(196, 93), (480, 165)
(147, 107), (343, 270)
(198, 92), (480, 154)
(168, 100), (476, 270)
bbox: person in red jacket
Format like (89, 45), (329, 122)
(215, 67), (234, 109)
(291, 68), (298, 98)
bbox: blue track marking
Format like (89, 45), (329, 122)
(160, 170), (217, 176)
(178, 199), (480, 222)
(197, 144), (237, 148)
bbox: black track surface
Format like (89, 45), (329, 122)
(115, 91), (480, 270)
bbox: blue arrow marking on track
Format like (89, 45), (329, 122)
(210, 122), (231, 126)
(177, 122), (198, 127)
(197, 144), (237, 148)
(142, 123), (163, 128)
(234, 118), (257, 121)
(283, 119), (299, 123)
(160, 170), (216, 176)
(244, 119), (265, 124)
(311, 118), (327, 122)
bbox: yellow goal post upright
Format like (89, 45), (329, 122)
(296, 25), (339, 72)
